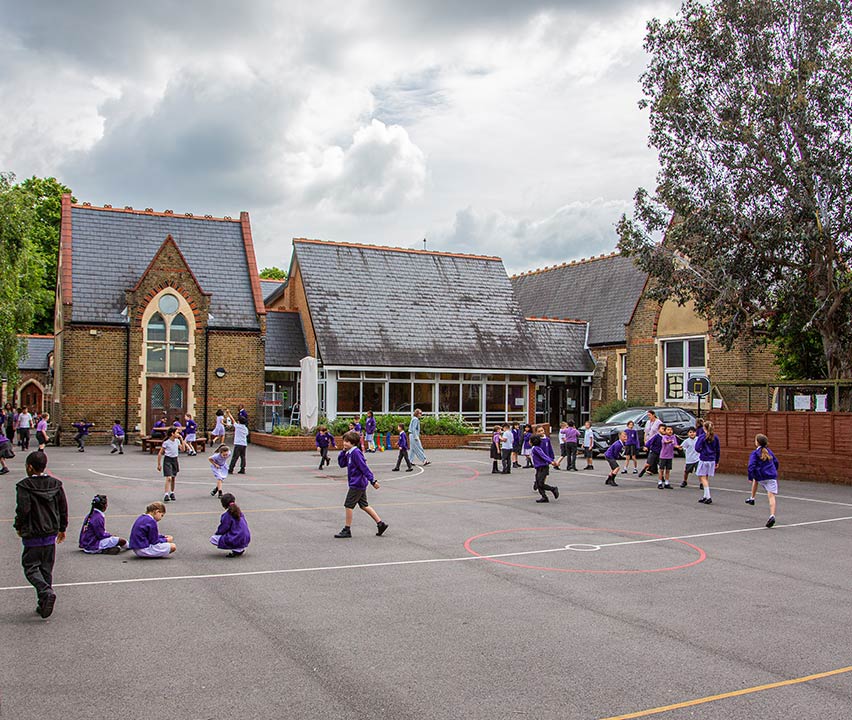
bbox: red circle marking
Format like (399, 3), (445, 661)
(464, 526), (706, 574)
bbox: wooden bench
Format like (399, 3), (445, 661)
(141, 436), (206, 454)
(189, 438), (207, 453)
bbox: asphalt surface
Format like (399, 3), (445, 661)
(2, 443), (851, 719)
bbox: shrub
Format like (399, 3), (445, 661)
(271, 424), (307, 436)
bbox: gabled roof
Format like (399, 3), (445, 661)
(524, 319), (595, 374)
(260, 279), (285, 303)
(265, 311), (308, 367)
(63, 202), (263, 329)
(511, 253), (647, 346)
(291, 238), (592, 373)
(18, 335), (54, 371)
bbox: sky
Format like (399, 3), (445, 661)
(0, 0), (681, 274)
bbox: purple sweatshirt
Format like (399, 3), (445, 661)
(112, 423), (124, 437)
(79, 509), (112, 552)
(540, 436), (555, 460)
(659, 435), (677, 460)
(365, 417), (377, 434)
(624, 428), (638, 447)
(522, 431), (533, 451)
(695, 433), (721, 463)
(748, 448), (779, 482)
(531, 445), (553, 468)
(560, 427), (580, 444)
(73, 422), (94, 436)
(645, 433), (663, 455)
(185, 419), (197, 435)
(604, 440), (624, 460)
(214, 510), (251, 550)
(129, 514), (168, 549)
(315, 432), (336, 449)
(338, 447), (374, 489)
(397, 430), (409, 451)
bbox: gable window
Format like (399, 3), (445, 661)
(146, 296), (191, 375)
(663, 337), (706, 401)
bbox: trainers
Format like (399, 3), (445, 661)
(664, 483), (672, 489)
(163, 494), (171, 502)
(211, 487), (219, 496)
(110, 448), (118, 454)
(621, 469), (627, 474)
(169, 493), (176, 501)
(766, 515), (776, 528)
(334, 527), (352, 538)
(536, 497), (549, 503)
(552, 486), (559, 500)
(226, 551), (245, 557)
(680, 481), (688, 488)
(38, 591), (56, 619)
(658, 482), (664, 489)
(102, 546), (121, 555)
(376, 521), (389, 536)
(632, 469), (638, 474)
(745, 497), (755, 505)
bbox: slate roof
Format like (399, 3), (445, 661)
(265, 311), (308, 367)
(66, 205), (261, 329)
(291, 239), (592, 373)
(511, 253), (647, 346)
(260, 280), (285, 303)
(18, 336), (53, 371)
(524, 320), (595, 374)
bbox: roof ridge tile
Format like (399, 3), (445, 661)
(510, 250), (622, 278)
(72, 202), (240, 223)
(293, 237), (502, 262)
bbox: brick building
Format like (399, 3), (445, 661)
(0, 335), (55, 413)
(53, 197), (266, 441)
(511, 252), (778, 414)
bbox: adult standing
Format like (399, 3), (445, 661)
(16, 406), (33, 451)
(14, 451), (68, 618)
(408, 409), (430, 466)
(644, 410), (662, 447)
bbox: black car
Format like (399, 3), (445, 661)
(592, 406), (698, 454)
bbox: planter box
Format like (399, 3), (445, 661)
(250, 432), (476, 452)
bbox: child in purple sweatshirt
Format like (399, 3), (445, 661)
(604, 432), (626, 487)
(79, 494), (127, 554)
(315, 426), (336, 469)
(657, 427), (677, 489)
(210, 493), (251, 557)
(129, 502), (176, 557)
(530, 435), (559, 502)
(638, 425), (666, 478)
(334, 430), (388, 539)
(392, 424), (414, 472)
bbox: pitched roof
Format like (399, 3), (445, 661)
(64, 203), (262, 329)
(260, 279), (285, 303)
(18, 335), (54, 371)
(265, 311), (308, 367)
(524, 319), (595, 374)
(511, 253), (647, 346)
(291, 238), (592, 373)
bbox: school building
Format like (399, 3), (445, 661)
(0, 335), (55, 414)
(511, 253), (778, 415)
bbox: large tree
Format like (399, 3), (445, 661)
(617, 0), (852, 380)
(0, 173), (48, 386)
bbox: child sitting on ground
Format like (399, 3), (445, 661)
(129, 502), (176, 558)
(79, 494), (127, 554)
(210, 493), (251, 557)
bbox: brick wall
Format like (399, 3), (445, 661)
(266, 258), (316, 356)
(590, 345), (622, 410)
(626, 290), (658, 403)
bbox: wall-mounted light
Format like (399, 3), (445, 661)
(215, 367), (227, 378)
(529, 376), (538, 384)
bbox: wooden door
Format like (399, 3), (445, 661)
(20, 384), (43, 413)
(147, 378), (187, 432)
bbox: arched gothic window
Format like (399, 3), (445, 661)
(145, 295), (191, 374)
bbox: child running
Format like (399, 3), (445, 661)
(78, 494), (127, 554)
(110, 420), (125, 455)
(392, 423), (414, 472)
(530, 434), (559, 502)
(211, 409), (226, 445)
(334, 430), (388, 539)
(72, 418), (94, 452)
(679, 427), (700, 487)
(210, 493), (251, 557)
(581, 420), (595, 470)
(657, 426), (677, 489)
(209, 445), (231, 498)
(157, 427), (186, 503)
(638, 425), (665, 479)
(746, 434), (779, 527)
(129, 502), (176, 557)
(696, 421), (721, 505)
(622, 420), (639, 474)
(604, 432), (626, 486)
(315, 425), (336, 469)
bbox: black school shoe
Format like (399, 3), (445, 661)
(680, 481), (688, 488)
(745, 497), (755, 505)
(552, 487), (559, 500)
(766, 515), (776, 528)
(102, 546), (122, 555)
(226, 551), (245, 557)
(376, 521), (389, 536)
(536, 497), (549, 503)
(38, 591), (56, 618)
(334, 527), (352, 538)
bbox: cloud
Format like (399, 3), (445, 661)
(432, 199), (634, 273)
(302, 120), (427, 214)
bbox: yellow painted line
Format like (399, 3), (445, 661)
(600, 665), (852, 719)
(0, 487), (648, 523)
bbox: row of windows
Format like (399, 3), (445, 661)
(146, 311), (190, 374)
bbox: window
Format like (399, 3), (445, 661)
(146, 296), (191, 375)
(362, 382), (384, 412)
(439, 384), (460, 413)
(663, 337), (706, 401)
(389, 383), (410, 412)
(337, 382), (359, 413)
(413, 383), (433, 412)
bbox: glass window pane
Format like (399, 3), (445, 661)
(337, 382), (360, 413)
(169, 344), (188, 373)
(338, 370), (360, 379)
(363, 371), (386, 379)
(688, 338), (706, 367)
(665, 341), (684, 369)
(462, 384), (481, 413)
(170, 383), (184, 409)
(147, 343), (166, 373)
(150, 383), (164, 409)
(170, 314), (189, 343)
(413, 383), (433, 412)
(362, 382), (384, 413)
(439, 384), (460, 413)
(507, 374), (526, 381)
(507, 384), (526, 411)
(439, 373), (459, 380)
(485, 384), (506, 412)
(390, 372), (411, 380)
(389, 383), (410, 413)
(414, 372), (434, 380)
(666, 372), (684, 399)
(148, 313), (166, 342)
(463, 374), (482, 381)
(486, 374), (506, 382)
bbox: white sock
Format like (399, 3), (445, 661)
(703, 486), (711, 499)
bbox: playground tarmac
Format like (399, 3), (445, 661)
(1, 443), (851, 719)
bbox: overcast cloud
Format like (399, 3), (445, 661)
(0, 0), (679, 273)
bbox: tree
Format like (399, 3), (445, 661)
(259, 266), (288, 280)
(0, 172), (48, 387)
(617, 0), (852, 380)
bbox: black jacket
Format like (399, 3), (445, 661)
(14, 475), (68, 539)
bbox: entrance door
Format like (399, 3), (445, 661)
(549, 383), (565, 429)
(20, 383), (43, 413)
(147, 378), (187, 432)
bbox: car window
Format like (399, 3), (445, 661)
(677, 410), (692, 422)
(605, 410), (645, 424)
(658, 410), (678, 423)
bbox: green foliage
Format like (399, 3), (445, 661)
(591, 399), (656, 423)
(271, 424), (308, 436)
(617, 0), (852, 379)
(259, 266), (288, 280)
(315, 413), (475, 436)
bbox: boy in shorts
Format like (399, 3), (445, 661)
(334, 430), (388, 539)
(604, 432), (626, 486)
(678, 427), (700, 488)
(657, 426), (676, 489)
